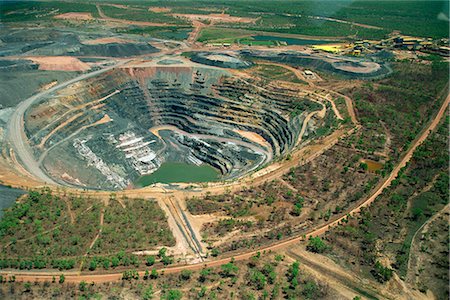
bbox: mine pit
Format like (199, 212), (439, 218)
(23, 58), (324, 190)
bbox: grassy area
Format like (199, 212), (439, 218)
(250, 64), (307, 84)
(0, 191), (174, 271)
(197, 27), (253, 43)
(237, 38), (275, 46)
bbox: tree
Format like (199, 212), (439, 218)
(360, 162), (368, 171)
(122, 270), (139, 281)
(302, 280), (319, 299)
(411, 207), (423, 220)
(161, 255), (173, 265)
(111, 256), (120, 268)
(199, 268), (211, 282)
(287, 261), (300, 289)
(23, 282), (31, 293)
(274, 254), (284, 262)
(249, 270), (267, 290)
(150, 269), (158, 279)
(262, 263), (276, 284)
(102, 259), (110, 270)
(198, 286), (207, 298)
(271, 283), (280, 300)
(220, 262), (239, 278)
(142, 285), (154, 300)
(158, 247), (167, 258)
(79, 281), (87, 292)
(59, 274), (65, 284)
(306, 236), (329, 253)
(88, 259), (97, 271)
(162, 289), (182, 300)
(211, 248), (220, 257)
(180, 270), (192, 281)
(143, 270), (149, 280)
(372, 261), (393, 283)
(146, 256), (156, 266)
(291, 197), (304, 216)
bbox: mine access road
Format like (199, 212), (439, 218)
(6, 60), (130, 185)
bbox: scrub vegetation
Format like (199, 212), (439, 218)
(0, 190), (174, 271)
(325, 116), (449, 298)
(343, 60), (449, 164)
(0, 252), (332, 300)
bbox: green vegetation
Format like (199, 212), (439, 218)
(161, 289), (183, 300)
(197, 27), (253, 43)
(194, 0), (447, 39)
(220, 262), (239, 277)
(345, 60), (449, 161)
(251, 64), (307, 84)
(115, 26), (192, 41)
(0, 189), (101, 270)
(2, 1), (448, 39)
(372, 261), (393, 283)
(290, 98), (323, 117)
(0, 191), (174, 271)
(326, 116), (449, 287)
(91, 198), (175, 255)
(0, 1), (100, 22)
(306, 236), (329, 254)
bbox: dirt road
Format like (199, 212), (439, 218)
(6, 60), (129, 185)
(187, 20), (205, 45)
(406, 203), (450, 283)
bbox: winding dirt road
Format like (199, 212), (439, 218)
(6, 60), (129, 185)
(3, 93), (448, 284)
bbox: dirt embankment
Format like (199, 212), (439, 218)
(172, 13), (257, 24)
(28, 56), (91, 72)
(81, 37), (133, 45)
(149, 7), (172, 13)
(54, 12), (93, 20)
(96, 4), (173, 27)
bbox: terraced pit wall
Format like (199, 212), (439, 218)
(23, 64), (321, 190)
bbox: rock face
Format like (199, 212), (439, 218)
(0, 29), (159, 57)
(190, 52), (253, 69)
(24, 60), (320, 190)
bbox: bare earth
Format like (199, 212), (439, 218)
(54, 12), (93, 21)
(172, 13), (257, 24)
(96, 4), (172, 27)
(28, 56), (91, 72)
(149, 7), (172, 13)
(233, 129), (270, 148)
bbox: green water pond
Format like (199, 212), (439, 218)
(135, 162), (220, 186)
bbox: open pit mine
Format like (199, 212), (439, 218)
(18, 56), (327, 190)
